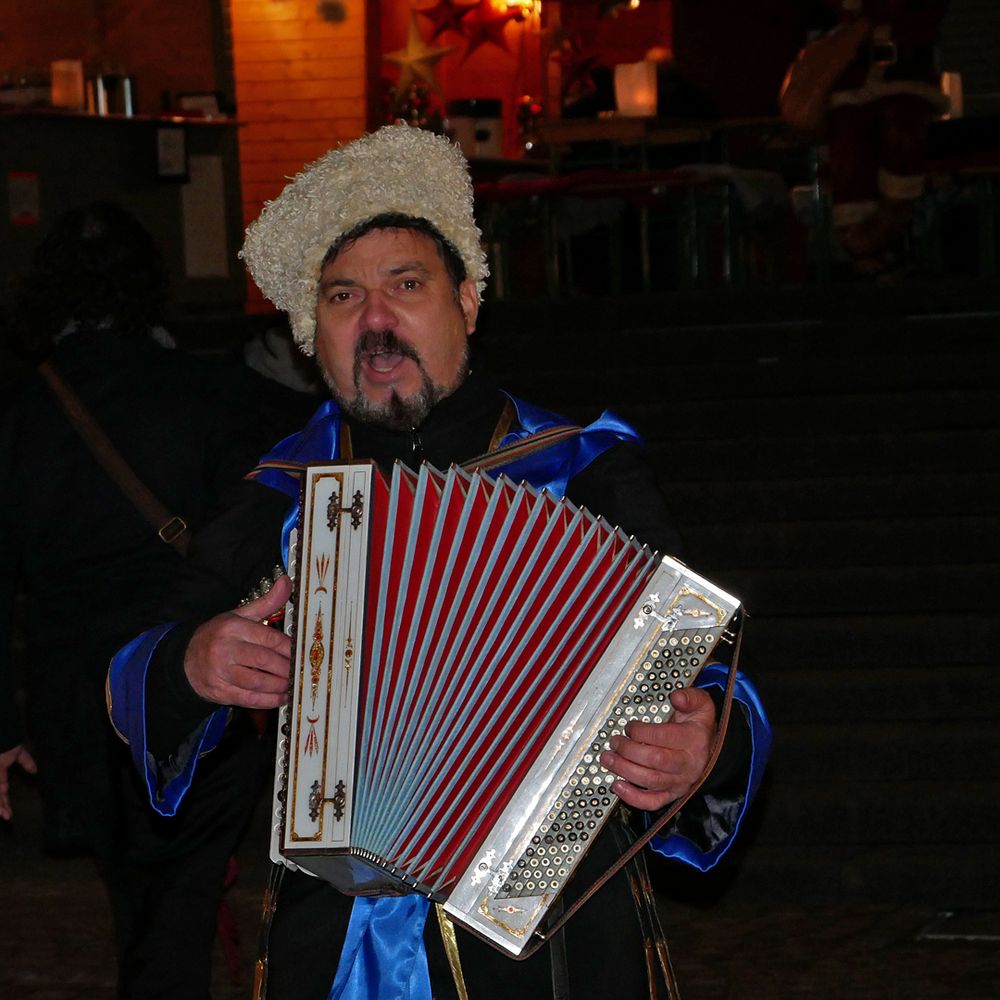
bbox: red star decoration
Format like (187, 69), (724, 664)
(415, 0), (473, 41)
(459, 0), (519, 61)
(551, 34), (598, 100)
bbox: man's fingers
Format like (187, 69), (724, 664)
(667, 686), (716, 724)
(233, 573), (292, 623)
(12, 747), (38, 775)
(185, 609), (292, 707)
(0, 772), (10, 821)
(599, 702), (716, 811)
(605, 735), (680, 774)
(193, 639), (291, 705)
(610, 780), (677, 813)
(600, 750), (694, 811)
(211, 659), (290, 709)
(193, 615), (292, 674)
(0, 747), (37, 821)
(613, 722), (708, 765)
(601, 744), (684, 791)
(235, 619), (293, 665)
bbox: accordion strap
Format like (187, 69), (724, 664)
(461, 401), (582, 473)
(37, 360), (190, 555)
(523, 612), (745, 960)
(486, 397), (516, 452)
(610, 814), (682, 1000)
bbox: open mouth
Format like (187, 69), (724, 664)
(364, 348), (407, 373)
(355, 330), (420, 382)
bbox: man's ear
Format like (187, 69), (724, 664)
(458, 279), (479, 336)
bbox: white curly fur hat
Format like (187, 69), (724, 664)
(240, 124), (489, 355)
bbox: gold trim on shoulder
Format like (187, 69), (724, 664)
(487, 399), (516, 453)
(106, 673), (128, 745)
(339, 421), (354, 460)
(435, 903), (470, 1000)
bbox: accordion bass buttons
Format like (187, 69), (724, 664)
(445, 557), (741, 955)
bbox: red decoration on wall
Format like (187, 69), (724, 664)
(550, 30), (598, 106)
(459, 0), (519, 60)
(415, 0), (473, 41)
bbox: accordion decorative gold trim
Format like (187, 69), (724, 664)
(270, 461), (741, 955)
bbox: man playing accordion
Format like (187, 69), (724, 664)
(109, 125), (770, 1000)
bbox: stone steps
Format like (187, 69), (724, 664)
(647, 427), (1000, 479)
(506, 346), (1000, 398)
(751, 779), (996, 845)
(682, 518), (1000, 570)
(700, 563), (999, 616)
(611, 388), (999, 442)
(769, 719), (1000, 782)
(745, 611), (997, 668)
(661, 472), (1000, 523)
(657, 842), (1000, 910)
(749, 662), (1000, 724)
(481, 294), (1000, 908)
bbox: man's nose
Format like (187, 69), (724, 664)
(359, 289), (396, 329)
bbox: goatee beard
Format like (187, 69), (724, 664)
(324, 328), (470, 431)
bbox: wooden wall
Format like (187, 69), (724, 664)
(0, 0), (217, 116)
(1, 2), (243, 325)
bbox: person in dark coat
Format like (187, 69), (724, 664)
(0, 201), (311, 998)
(108, 128), (772, 1000)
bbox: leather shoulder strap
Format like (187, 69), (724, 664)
(37, 361), (190, 555)
(461, 401), (582, 473)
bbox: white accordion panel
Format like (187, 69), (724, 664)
(271, 465), (372, 868)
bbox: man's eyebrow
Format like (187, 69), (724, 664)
(385, 260), (432, 277)
(319, 261), (432, 290)
(319, 275), (357, 290)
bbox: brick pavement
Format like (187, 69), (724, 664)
(2, 772), (998, 999)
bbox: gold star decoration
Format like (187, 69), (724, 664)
(383, 11), (456, 94)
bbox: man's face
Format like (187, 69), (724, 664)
(315, 227), (478, 429)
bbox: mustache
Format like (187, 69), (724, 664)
(354, 328), (421, 365)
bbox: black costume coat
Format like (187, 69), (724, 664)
(139, 373), (751, 1000)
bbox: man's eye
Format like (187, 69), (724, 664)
(400, 278), (421, 291)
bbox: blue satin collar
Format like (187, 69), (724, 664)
(497, 393), (642, 498)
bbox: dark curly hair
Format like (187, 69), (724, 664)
(12, 201), (168, 355)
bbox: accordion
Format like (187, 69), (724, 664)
(270, 460), (741, 956)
